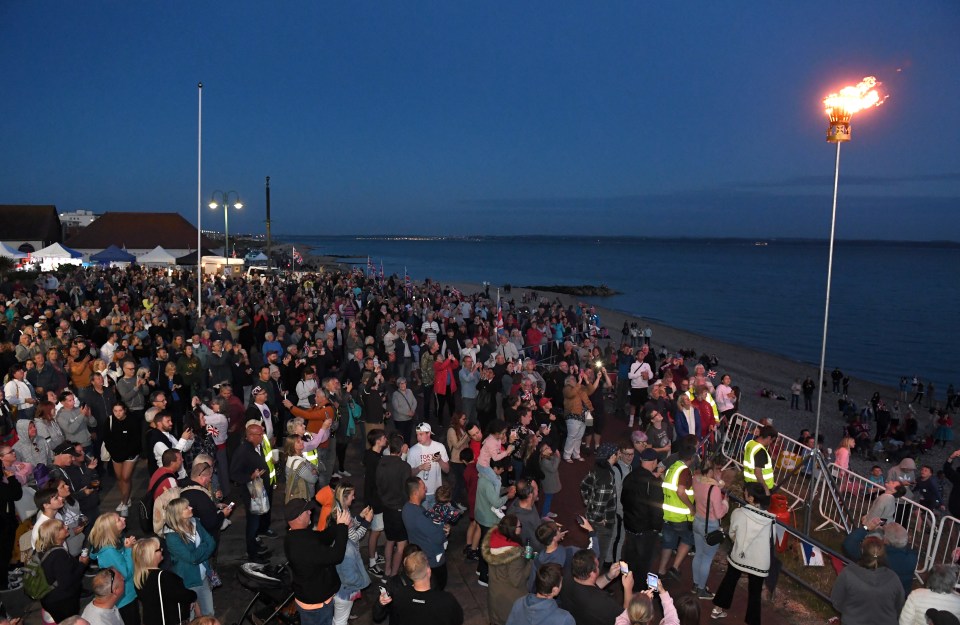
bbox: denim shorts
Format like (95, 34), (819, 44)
(661, 520), (694, 549)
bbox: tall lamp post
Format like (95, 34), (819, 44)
(806, 76), (884, 531)
(208, 190), (243, 258)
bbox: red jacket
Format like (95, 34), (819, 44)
(433, 357), (459, 395)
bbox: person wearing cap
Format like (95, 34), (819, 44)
(407, 422), (449, 509)
(579, 442), (619, 565)
(284, 497), (351, 625)
(620, 447), (663, 579)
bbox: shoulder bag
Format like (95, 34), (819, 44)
(704, 485), (726, 546)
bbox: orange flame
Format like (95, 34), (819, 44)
(823, 76), (886, 116)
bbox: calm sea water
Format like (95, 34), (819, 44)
(281, 235), (958, 394)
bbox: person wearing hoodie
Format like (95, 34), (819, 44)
(482, 514), (533, 625)
(12, 419), (52, 466)
(710, 483), (776, 624)
(830, 535), (904, 625)
(506, 563), (574, 625)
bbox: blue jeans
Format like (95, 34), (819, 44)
(190, 580), (214, 616)
(541, 493), (554, 517)
(297, 602), (334, 625)
(692, 516), (722, 590)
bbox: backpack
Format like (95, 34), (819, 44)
(23, 547), (62, 600)
(137, 471), (175, 534)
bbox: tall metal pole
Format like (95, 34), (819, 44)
(196, 82), (203, 322)
(224, 203), (230, 260)
(265, 176), (272, 267)
(805, 139), (842, 533)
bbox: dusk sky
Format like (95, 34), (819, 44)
(2, 2), (958, 240)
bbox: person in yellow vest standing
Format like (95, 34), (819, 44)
(743, 425), (777, 496)
(658, 447), (696, 582)
(245, 386), (280, 543)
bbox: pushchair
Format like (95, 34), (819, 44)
(232, 562), (297, 625)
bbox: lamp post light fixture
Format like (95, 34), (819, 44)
(208, 190), (243, 258)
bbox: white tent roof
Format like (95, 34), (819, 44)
(33, 242), (82, 259)
(136, 245), (177, 264)
(0, 243), (27, 259)
(247, 252), (268, 261)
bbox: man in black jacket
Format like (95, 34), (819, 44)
(376, 433), (410, 578)
(619, 448), (663, 578)
(284, 498), (351, 625)
(230, 423), (272, 563)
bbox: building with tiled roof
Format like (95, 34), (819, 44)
(64, 212), (216, 258)
(0, 205), (63, 253)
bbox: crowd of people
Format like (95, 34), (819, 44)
(0, 264), (957, 625)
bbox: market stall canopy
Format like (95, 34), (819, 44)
(90, 244), (137, 263)
(33, 242), (82, 259)
(0, 242), (27, 259)
(136, 246), (177, 265)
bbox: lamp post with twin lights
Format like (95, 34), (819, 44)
(208, 190), (243, 258)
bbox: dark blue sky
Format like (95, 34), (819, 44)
(2, 2), (958, 240)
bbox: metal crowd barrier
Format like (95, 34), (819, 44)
(719, 413), (814, 511)
(816, 460), (939, 576)
(927, 515), (960, 571)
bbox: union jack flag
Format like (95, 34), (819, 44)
(367, 256), (374, 276)
(404, 267), (412, 297)
(292, 247), (303, 266)
(496, 290), (504, 331)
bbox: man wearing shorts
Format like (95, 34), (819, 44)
(627, 349), (652, 428)
(658, 447), (696, 581)
(363, 428), (388, 577)
(376, 432), (410, 578)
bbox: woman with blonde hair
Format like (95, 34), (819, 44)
(617, 575), (680, 625)
(89, 512), (139, 625)
(133, 537), (196, 625)
(163, 498), (216, 616)
(36, 519), (89, 623)
(835, 436), (857, 493)
(331, 481), (372, 625)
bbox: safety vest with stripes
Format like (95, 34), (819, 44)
(661, 461), (694, 523)
(303, 447), (319, 466)
(743, 439), (774, 489)
(261, 437), (277, 485)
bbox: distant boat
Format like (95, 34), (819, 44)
(754, 241), (768, 247)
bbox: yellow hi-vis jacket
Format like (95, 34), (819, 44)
(261, 437), (277, 485)
(662, 461), (694, 523)
(743, 439), (774, 490)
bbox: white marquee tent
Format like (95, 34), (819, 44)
(0, 243), (27, 259)
(136, 246), (177, 265)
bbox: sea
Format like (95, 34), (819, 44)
(281, 235), (958, 396)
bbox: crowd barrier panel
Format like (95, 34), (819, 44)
(816, 461), (939, 576)
(719, 413), (814, 512)
(927, 515), (960, 575)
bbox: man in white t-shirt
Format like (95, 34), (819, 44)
(406, 423), (449, 509)
(627, 352), (653, 428)
(81, 568), (125, 625)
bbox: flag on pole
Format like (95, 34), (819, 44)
(367, 255), (374, 276)
(405, 267), (412, 297)
(496, 289), (504, 332)
(292, 247), (303, 267)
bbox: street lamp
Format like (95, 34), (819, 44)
(208, 190), (243, 258)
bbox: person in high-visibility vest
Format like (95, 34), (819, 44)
(743, 425), (778, 495)
(658, 447), (696, 581)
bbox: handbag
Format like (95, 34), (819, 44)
(584, 410), (594, 426)
(248, 476), (270, 515)
(704, 485), (726, 546)
(100, 414), (112, 462)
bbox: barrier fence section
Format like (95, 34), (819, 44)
(928, 515), (960, 572)
(719, 413), (813, 511)
(817, 461), (939, 576)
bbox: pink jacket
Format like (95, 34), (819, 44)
(616, 589), (678, 625)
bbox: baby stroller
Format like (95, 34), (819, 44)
(233, 562), (296, 625)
